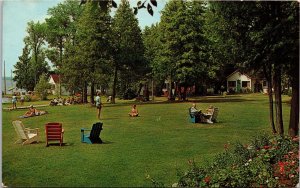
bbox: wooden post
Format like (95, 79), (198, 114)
(3, 60), (6, 95)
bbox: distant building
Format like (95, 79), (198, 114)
(226, 70), (267, 93)
(49, 74), (70, 96)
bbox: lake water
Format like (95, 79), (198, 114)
(2, 97), (11, 103)
(2, 77), (15, 94)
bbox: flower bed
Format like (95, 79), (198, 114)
(176, 134), (299, 187)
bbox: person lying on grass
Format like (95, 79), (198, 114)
(129, 104), (139, 117)
(23, 105), (47, 117)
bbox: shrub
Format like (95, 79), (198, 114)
(122, 88), (137, 100)
(34, 74), (51, 100)
(175, 134), (299, 187)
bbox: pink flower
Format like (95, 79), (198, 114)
(289, 174), (295, 178)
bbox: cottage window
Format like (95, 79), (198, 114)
(263, 81), (267, 87)
(228, 81), (236, 87)
(242, 81), (250, 88)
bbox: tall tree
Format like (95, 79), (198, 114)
(45, 0), (83, 97)
(111, 0), (145, 103)
(13, 45), (35, 91)
(69, 0), (113, 104)
(159, 0), (208, 100)
(24, 21), (48, 86)
(143, 23), (164, 96)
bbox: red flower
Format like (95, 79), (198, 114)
(224, 144), (229, 150)
(263, 145), (270, 149)
(204, 176), (211, 184)
(292, 136), (299, 142)
(278, 161), (286, 174)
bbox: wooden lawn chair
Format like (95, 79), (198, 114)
(211, 107), (219, 123)
(12, 120), (39, 145)
(45, 122), (64, 146)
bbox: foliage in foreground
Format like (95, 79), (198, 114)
(172, 134), (299, 188)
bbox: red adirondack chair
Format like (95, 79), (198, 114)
(45, 122), (64, 146)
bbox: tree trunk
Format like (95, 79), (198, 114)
(274, 66), (284, 135)
(168, 78), (173, 101)
(289, 79), (299, 137)
(263, 64), (276, 133)
(182, 85), (187, 101)
(83, 82), (88, 103)
(90, 82), (95, 106)
(59, 40), (63, 98)
(111, 65), (118, 104)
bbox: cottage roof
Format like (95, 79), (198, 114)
(226, 70), (251, 80)
(50, 74), (60, 84)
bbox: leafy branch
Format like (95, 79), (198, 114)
(80, 0), (157, 16)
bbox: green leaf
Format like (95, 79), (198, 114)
(112, 0), (117, 8)
(147, 3), (153, 16)
(150, 0), (157, 7)
(134, 7), (138, 15)
(137, 1), (142, 7)
(80, 0), (86, 6)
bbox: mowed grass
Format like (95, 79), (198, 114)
(2, 94), (291, 187)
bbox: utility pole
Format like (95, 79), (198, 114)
(11, 69), (13, 93)
(3, 60), (6, 95)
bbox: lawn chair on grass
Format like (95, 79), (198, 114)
(211, 107), (219, 123)
(45, 122), (64, 147)
(81, 122), (103, 144)
(12, 120), (39, 145)
(188, 108), (200, 123)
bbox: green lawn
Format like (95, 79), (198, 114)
(2, 94), (291, 187)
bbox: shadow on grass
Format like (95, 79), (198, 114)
(45, 142), (74, 147)
(102, 141), (114, 144)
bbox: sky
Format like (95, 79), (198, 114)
(2, 0), (167, 78)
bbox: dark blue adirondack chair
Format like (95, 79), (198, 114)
(81, 122), (103, 144)
(188, 108), (199, 123)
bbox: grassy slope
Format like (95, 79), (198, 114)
(2, 94), (291, 187)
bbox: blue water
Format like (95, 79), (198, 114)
(2, 77), (16, 94)
(2, 97), (11, 103)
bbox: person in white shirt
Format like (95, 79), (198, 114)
(95, 93), (102, 119)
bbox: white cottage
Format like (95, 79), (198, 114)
(49, 74), (70, 96)
(226, 70), (252, 93)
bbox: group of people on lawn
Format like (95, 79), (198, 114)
(19, 92), (212, 122)
(95, 92), (139, 120)
(190, 103), (215, 124)
(11, 92), (26, 110)
(49, 96), (82, 106)
(96, 92), (214, 122)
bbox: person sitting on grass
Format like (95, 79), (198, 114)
(190, 103), (213, 124)
(190, 103), (201, 116)
(129, 104), (139, 117)
(204, 105), (214, 123)
(50, 98), (58, 106)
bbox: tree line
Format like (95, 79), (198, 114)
(13, 0), (298, 136)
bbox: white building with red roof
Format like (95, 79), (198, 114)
(49, 74), (69, 96)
